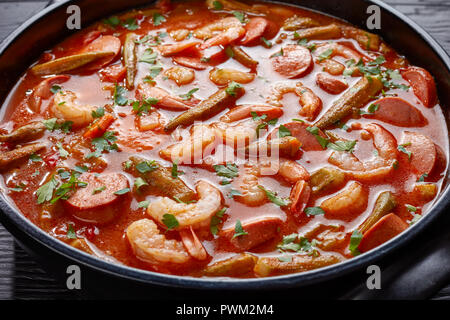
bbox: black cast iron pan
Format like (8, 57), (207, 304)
(0, 0), (449, 298)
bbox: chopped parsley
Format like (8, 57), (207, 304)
(67, 224), (77, 239)
(132, 97), (158, 115)
(85, 131), (118, 159)
(212, 1), (223, 10)
(50, 85), (62, 94)
(36, 177), (58, 204)
(56, 142), (69, 158)
(138, 200), (150, 209)
(210, 207), (227, 236)
(113, 84), (129, 106)
(278, 125), (292, 138)
(317, 48), (334, 62)
(139, 48), (158, 64)
(92, 186), (106, 195)
(162, 214), (179, 230)
(405, 204), (417, 213)
(232, 11), (247, 24)
(417, 173), (428, 182)
(171, 160), (184, 178)
(42, 118), (72, 133)
(136, 160), (158, 173)
(232, 219), (248, 239)
(114, 188), (130, 195)
(306, 126), (329, 149)
(270, 48), (284, 58)
(327, 140), (357, 153)
(397, 143), (412, 160)
(103, 16), (121, 28)
(122, 18), (139, 31)
(228, 189), (242, 199)
(91, 107), (105, 118)
(29, 153), (42, 162)
(152, 12), (166, 26)
(179, 88), (199, 101)
(261, 37), (272, 48)
(225, 81), (242, 97)
(258, 186), (290, 207)
(349, 230), (363, 256)
(305, 207), (325, 217)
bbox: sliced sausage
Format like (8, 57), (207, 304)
(80, 35), (121, 70)
(364, 97), (427, 127)
(65, 172), (129, 224)
(240, 17), (277, 46)
(400, 131), (437, 176)
(272, 121), (327, 151)
(272, 44), (312, 78)
(358, 213), (408, 253)
(402, 66), (437, 108)
(220, 217), (282, 251)
(316, 73), (348, 94)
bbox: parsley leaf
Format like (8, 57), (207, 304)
(212, 1), (223, 10)
(139, 48), (158, 64)
(114, 188), (130, 195)
(232, 11), (247, 24)
(318, 48), (334, 62)
(92, 107), (105, 118)
(225, 81), (242, 97)
(103, 16), (121, 28)
(171, 160), (184, 178)
(162, 214), (179, 230)
(152, 12), (166, 26)
(349, 230), (363, 256)
(67, 224), (77, 239)
(278, 125), (292, 138)
(179, 88), (199, 100)
(306, 126), (329, 149)
(138, 200), (150, 209)
(232, 219), (248, 239)
(305, 207), (325, 216)
(213, 163), (239, 179)
(210, 207), (227, 236)
(398, 143), (412, 160)
(258, 185), (290, 207)
(327, 140), (357, 153)
(122, 18), (139, 30)
(36, 176), (58, 204)
(417, 173), (428, 182)
(136, 160), (158, 173)
(114, 84), (129, 106)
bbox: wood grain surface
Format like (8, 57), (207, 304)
(0, 0), (449, 300)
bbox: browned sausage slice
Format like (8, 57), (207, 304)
(272, 121), (327, 151)
(358, 213), (408, 253)
(220, 217), (282, 251)
(400, 131), (437, 176)
(65, 172), (129, 224)
(272, 45), (312, 78)
(364, 97), (427, 127)
(402, 66), (437, 108)
(316, 73), (348, 94)
(80, 35), (121, 70)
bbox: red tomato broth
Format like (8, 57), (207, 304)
(0, 0), (447, 277)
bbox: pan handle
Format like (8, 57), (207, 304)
(343, 226), (450, 299)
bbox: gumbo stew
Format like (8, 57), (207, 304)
(0, 0), (447, 278)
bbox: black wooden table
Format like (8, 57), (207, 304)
(0, 0), (449, 300)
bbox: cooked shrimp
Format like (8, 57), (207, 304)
(315, 42), (362, 62)
(267, 82), (322, 121)
(179, 226), (208, 260)
(328, 123), (398, 181)
(28, 75), (70, 112)
(290, 180), (311, 219)
(126, 218), (190, 264)
(235, 164), (267, 206)
(51, 91), (96, 127)
(209, 68), (255, 86)
(320, 181), (368, 220)
(194, 17), (246, 49)
(220, 104), (283, 123)
(212, 118), (259, 147)
(136, 83), (192, 111)
(160, 124), (218, 164)
(147, 180), (223, 230)
(234, 160), (308, 206)
(164, 66), (195, 85)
